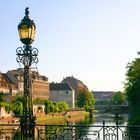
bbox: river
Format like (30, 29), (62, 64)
(33, 111), (130, 139)
(0, 112), (130, 139)
(73, 111), (129, 140)
(75, 111), (129, 125)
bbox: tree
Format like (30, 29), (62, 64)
(124, 58), (140, 125)
(44, 100), (69, 114)
(33, 98), (47, 104)
(13, 101), (23, 116)
(77, 90), (94, 110)
(44, 100), (54, 114)
(0, 92), (4, 102)
(125, 58), (140, 107)
(4, 103), (14, 113)
(58, 102), (69, 112)
(15, 95), (23, 102)
(112, 91), (125, 105)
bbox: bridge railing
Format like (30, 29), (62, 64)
(0, 122), (140, 140)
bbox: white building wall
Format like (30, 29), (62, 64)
(49, 90), (75, 108)
(72, 89), (75, 108)
(33, 104), (45, 114)
(0, 107), (13, 117)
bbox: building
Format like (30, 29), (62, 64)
(49, 83), (75, 109)
(0, 72), (17, 95)
(0, 107), (14, 119)
(61, 76), (89, 99)
(6, 69), (49, 100)
(3, 93), (16, 103)
(32, 71), (49, 99)
(92, 91), (115, 101)
(6, 69), (23, 95)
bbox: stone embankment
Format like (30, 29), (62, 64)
(0, 110), (88, 124)
(0, 116), (19, 124)
(36, 110), (88, 124)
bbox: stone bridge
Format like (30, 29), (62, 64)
(94, 105), (129, 113)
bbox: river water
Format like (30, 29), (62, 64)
(93, 111), (129, 124)
(0, 112), (130, 139)
(75, 111), (129, 125)
(73, 112), (129, 140)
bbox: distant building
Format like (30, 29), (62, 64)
(0, 107), (14, 118)
(49, 83), (75, 109)
(0, 72), (17, 95)
(61, 76), (88, 99)
(92, 91), (115, 101)
(3, 94), (16, 103)
(6, 69), (23, 95)
(6, 68), (49, 100)
(32, 71), (49, 99)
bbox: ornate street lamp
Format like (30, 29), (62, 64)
(16, 7), (38, 138)
(115, 102), (119, 124)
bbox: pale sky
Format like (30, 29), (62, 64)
(0, 0), (140, 91)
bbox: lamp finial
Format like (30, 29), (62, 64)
(25, 7), (29, 17)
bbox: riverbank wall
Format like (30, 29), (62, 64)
(36, 110), (88, 124)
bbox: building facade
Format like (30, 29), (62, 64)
(92, 91), (115, 101)
(0, 72), (17, 95)
(6, 69), (23, 95)
(49, 83), (75, 109)
(62, 76), (89, 99)
(6, 69), (49, 100)
(32, 71), (49, 99)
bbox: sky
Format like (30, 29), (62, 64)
(0, 0), (140, 91)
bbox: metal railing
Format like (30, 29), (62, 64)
(0, 122), (140, 140)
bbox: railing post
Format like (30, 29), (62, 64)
(103, 120), (105, 140)
(116, 120), (119, 140)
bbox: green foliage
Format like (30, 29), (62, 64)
(44, 100), (69, 114)
(95, 100), (111, 105)
(0, 102), (4, 107)
(44, 100), (54, 113)
(77, 90), (95, 110)
(58, 102), (69, 112)
(0, 92), (4, 102)
(13, 101), (23, 116)
(125, 58), (140, 107)
(112, 91), (125, 105)
(124, 58), (140, 125)
(53, 102), (60, 112)
(33, 98), (47, 104)
(0, 95), (23, 116)
(4, 103), (14, 113)
(15, 95), (23, 102)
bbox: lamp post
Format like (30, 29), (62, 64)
(16, 7), (38, 138)
(115, 102), (119, 124)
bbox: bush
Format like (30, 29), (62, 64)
(44, 100), (69, 114)
(58, 102), (69, 112)
(13, 101), (23, 116)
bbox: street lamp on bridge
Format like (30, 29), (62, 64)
(16, 7), (39, 138)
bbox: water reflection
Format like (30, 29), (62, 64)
(74, 112), (129, 140)
(0, 112), (134, 139)
(96, 112), (128, 124)
(75, 112), (129, 126)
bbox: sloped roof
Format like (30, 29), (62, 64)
(62, 76), (88, 92)
(2, 73), (14, 84)
(49, 83), (73, 91)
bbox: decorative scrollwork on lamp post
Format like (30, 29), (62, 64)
(16, 7), (39, 138)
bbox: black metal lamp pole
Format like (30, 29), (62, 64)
(115, 102), (119, 124)
(16, 7), (38, 138)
